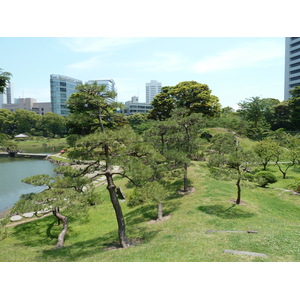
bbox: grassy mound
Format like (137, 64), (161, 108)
(1, 161), (300, 262)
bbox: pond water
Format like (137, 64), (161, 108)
(0, 147), (58, 213)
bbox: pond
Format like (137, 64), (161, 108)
(0, 147), (58, 214)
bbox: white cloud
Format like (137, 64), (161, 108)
(127, 52), (186, 72)
(67, 55), (103, 70)
(191, 41), (284, 74)
(59, 37), (143, 53)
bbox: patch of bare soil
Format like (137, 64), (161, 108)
(147, 215), (172, 224)
(178, 187), (195, 195)
(103, 239), (142, 251)
(227, 198), (247, 205)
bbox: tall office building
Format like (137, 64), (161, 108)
(284, 37), (300, 100)
(0, 93), (5, 108)
(146, 80), (162, 104)
(5, 82), (13, 104)
(0, 81), (13, 107)
(86, 79), (117, 102)
(50, 74), (82, 116)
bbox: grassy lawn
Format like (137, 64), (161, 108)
(1, 160), (300, 262)
(15, 137), (67, 148)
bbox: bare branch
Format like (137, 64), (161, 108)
(112, 172), (142, 187)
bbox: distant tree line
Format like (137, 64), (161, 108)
(0, 109), (67, 138)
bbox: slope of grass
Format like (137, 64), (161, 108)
(1, 161), (300, 262)
(15, 137), (67, 148)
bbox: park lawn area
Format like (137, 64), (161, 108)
(15, 137), (67, 148)
(1, 161), (300, 262)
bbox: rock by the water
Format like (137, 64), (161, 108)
(10, 215), (23, 222)
(23, 212), (35, 218)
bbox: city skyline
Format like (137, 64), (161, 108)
(0, 37), (285, 109)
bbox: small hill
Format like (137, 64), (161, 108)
(1, 160), (300, 262)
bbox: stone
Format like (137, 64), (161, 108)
(224, 250), (268, 258)
(37, 210), (51, 214)
(206, 230), (258, 234)
(23, 212), (34, 218)
(10, 215), (23, 222)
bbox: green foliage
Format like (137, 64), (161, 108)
(255, 171), (278, 187)
(128, 182), (169, 207)
(66, 82), (123, 135)
(38, 112), (67, 137)
(288, 86), (300, 130)
(206, 114), (251, 137)
(22, 174), (53, 187)
(1, 140), (18, 153)
(14, 109), (42, 135)
(253, 139), (280, 170)
(0, 69), (12, 94)
(66, 134), (79, 147)
(148, 86), (176, 120)
(237, 96), (280, 131)
(243, 172), (255, 182)
(290, 179), (300, 192)
(10, 193), (40, 215)
(0, 108), (67, 138)
(0, 109), (15, 135)
(210, 132), (237, 154)
(0, 133), (10, 147)
(148, 81), (221, 120)
(127, 113), (148, 127)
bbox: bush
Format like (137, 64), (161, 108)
(243, 172), (254, 182)
(255, 171), (277, 187)
(290, 179), (300, 192)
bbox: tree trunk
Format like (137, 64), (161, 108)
(98, 102), (130, 248)
(183, 163), (188, 192)
(157, 201), (163, 221)
(52, 207), (68, 249)
(236, 177), (241, 205)
(106, 172), (131, 248)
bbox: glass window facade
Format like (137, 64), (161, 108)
(50, 74), (82, 116)
(285, 37), (300, 99)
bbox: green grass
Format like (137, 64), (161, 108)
(15, 137), (67, 148)
(1, 160), (300, 262)
(0, 162), (300, 262)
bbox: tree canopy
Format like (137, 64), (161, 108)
(67, 82), (124, 135)
(0, 69), (12, 94)
(148, 81), (221, 120)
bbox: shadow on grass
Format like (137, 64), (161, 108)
(11, 214), (84, 248)
(38, 226), (159, 262)
(125, 200), (181, 225)
(10, 210), (160, 261)
(197, 204), (255, 219)
(11, 216), (60, 248)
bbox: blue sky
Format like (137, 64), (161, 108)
(0, 37), (285, 109)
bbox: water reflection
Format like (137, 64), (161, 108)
(0, 153), (57, 213)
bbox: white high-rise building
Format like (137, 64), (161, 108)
(146, 80), (162, 104)
(284, 37), (300, 100)
(0, 81), (13, 108)
(0, 93), (6, 108)
(6, 82), (14, 104)
(50, 74), (82, 116)
(87, 79), (117, 102)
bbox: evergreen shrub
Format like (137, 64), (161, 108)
(255, 171), (277, 187)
